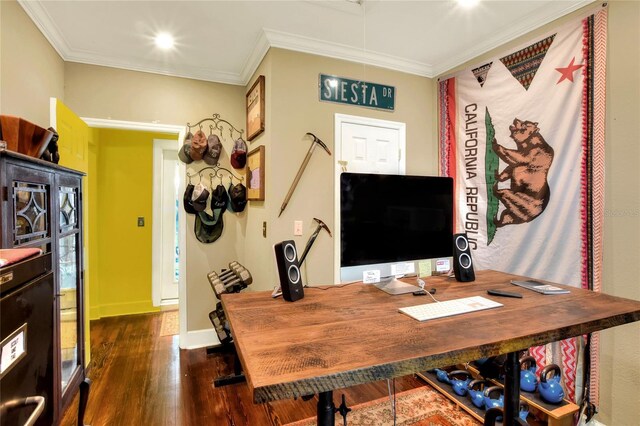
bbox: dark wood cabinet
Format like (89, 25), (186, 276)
(1, 149), (85, 424)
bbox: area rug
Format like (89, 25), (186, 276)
(286, 385), (480, 426)
(159, 310), (179, 336)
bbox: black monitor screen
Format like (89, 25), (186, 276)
(340, 172), (454, 267)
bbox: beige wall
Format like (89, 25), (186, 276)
(0, 0), (64, 126)
(599, 2), (640, 425)
(434, 2), (639, 424)
(244, 48), (435, 292)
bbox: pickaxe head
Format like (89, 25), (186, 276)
(306, 132), (332, 156)
(313, 217), (332, 237)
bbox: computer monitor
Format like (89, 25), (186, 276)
(339, 172), (454, 282)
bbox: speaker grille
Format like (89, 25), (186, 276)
(459, 253), (472, 269)
(455, 235), (469, 251)
(288, 265), (300, 284)
(284, 243), (297, 262)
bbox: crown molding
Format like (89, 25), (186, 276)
(20, 0), (596, 85)
(262, 28), (434, 78)
(239, 30), (272, 86)
(65, 54), (244, 86)
(81, 117), (184, 134)
(18, 0), (72, 59)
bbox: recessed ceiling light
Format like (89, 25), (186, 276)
(154, 32), (175, 49)
(457, 0), (480, 8)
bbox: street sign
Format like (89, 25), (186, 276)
(319, 74), (395, 111)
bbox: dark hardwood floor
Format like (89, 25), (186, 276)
(60, 312), (424, 425)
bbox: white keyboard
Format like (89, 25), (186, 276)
(399, 296), (503, 322)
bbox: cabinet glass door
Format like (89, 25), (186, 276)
(12, 181), (48, 245)
(58, 186), (81, 392)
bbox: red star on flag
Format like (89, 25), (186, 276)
(556, 57), (584, 84)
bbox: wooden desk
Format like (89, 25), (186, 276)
(221, 270), (640, 425)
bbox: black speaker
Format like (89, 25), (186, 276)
(453, 233), (475, 282)
(274, 240), (305, 302)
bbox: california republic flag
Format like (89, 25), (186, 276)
(439, 6), (607, 406)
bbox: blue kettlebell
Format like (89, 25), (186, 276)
(483, 386), (504, 411)
(519, 402), (530, 423)
(519, 355), (538, 393)
(467, 379), (488, 409)
(449, 370), (472, 396)
(434, 368), (452, 384)
(539, 364), (565, 404)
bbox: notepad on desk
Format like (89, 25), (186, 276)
(510, 280), (570, 295)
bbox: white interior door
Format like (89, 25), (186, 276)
(153, 139), (180, 305)
(340, 122), (403, 174)
(333, 113), (406, 282)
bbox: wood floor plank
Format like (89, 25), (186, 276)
(60, 312), (424, 426)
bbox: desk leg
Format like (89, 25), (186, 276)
(503, 351), (521, 426)
(317, 391), (335, 426)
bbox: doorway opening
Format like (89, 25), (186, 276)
(82, 118), (187, 341)
(153, 139), (181, 306)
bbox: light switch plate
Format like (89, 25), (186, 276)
(294, 220), (303, 236)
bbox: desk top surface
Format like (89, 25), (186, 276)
(221, 270), (640, 403)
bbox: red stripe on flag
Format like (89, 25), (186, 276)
(561, 338), (578, 402)
(531, 345), (546, 374)
(445, 79), (458, 231)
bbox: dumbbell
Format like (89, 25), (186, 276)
(223, 268), (253, 293)
(218, 266), (252, 289)
(208, 273), (229, 297)
(218, 261), (242, 281)
(209, 302), (232, 344)
(221, 261), (242, 276)
(209, 271), (247, 297)
(208, 264), (254, 297)
(221, 267), (251, 286)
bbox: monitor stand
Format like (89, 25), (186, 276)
(374, 277), (418, 295)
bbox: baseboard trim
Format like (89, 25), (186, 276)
(180, 328), (220, 350)
(90, 301), (160, 319)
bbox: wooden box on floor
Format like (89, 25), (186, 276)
(417, 366), (579, 426)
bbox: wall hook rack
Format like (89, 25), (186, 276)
(186, 113), (245, 142)
(186, 165), (244, 185)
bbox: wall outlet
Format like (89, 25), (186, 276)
(294, 220), (303, 236)
(137, 217), (145, 227)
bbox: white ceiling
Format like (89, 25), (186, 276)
(20, 0), (596, 86)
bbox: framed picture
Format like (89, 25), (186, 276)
(246, 75), (265, 141)
(247, 145), (265, 201)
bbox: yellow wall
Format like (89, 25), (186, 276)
(92, 128), (175, 318)
(55, 100), (89, 173)
(54, 98), (92, 363)
(87, 127), (100, 356)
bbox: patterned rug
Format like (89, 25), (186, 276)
(159, 310), (179, 336)
(286, 385), (480, 426)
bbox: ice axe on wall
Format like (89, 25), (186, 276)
(278, 132), (331, 218)
(299, 218), (332, 265)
